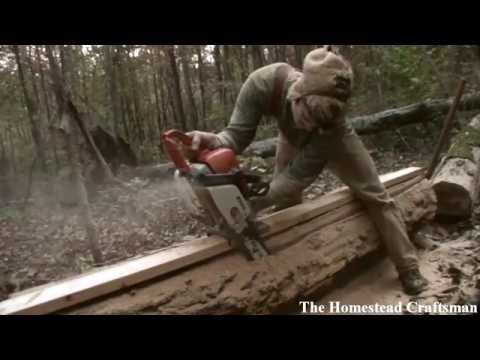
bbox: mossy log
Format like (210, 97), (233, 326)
(245, 93), (480, 158)
(433, 115), (480, 219)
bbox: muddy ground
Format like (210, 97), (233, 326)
(1, 128), (479, 312)
(315, 221), (480, 315)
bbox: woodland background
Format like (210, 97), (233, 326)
(1, 45), (480, 298)
(1, 45), (480, 178)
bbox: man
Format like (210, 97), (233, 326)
(187, 46), (429, 295)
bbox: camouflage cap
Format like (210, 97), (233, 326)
(288, 46), (354, 102)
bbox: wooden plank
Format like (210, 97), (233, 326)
(0, 167), (422, 315)
(0, 237), (231, 315)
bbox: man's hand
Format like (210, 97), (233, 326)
(186, 131), (223, 151)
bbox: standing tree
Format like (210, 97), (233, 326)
(104, 46), (122, 136)
(12, 45), (48, 172)
(179, 46), (199, 130)
(45, 45), (104, 264)
(165, 45), (187, 130)
(250, 45), (265, 69)
(195, 45), (208, 127)
(213, 45), (226, 112)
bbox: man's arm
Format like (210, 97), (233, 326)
(216, 64), (283, 154)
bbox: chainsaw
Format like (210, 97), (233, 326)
(161, 130), (271, 261)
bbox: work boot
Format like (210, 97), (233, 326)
(399, 268), (429, 296)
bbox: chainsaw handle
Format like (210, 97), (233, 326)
(163, 129), (193, 147)
(162, 130), (193, 174)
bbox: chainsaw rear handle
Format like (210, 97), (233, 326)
(162, 130), (194, 175)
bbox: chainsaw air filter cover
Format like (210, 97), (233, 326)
(198, 148), (239, 174)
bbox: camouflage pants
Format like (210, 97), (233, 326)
(273, 121), (419, 273)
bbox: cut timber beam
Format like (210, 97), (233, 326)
(0, 167), (423, 315)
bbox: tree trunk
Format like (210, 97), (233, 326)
(0, 132), (13, 204)
(179, 46), (199, 129)
(234, 46), (249, 82)
(126, 46), (145, 143)
(156, 55), (170, 130)
(149, 48), (164, 138)
(432, 114), (480, 219)
(472, 45), (480, 83)
(116, 46), (134, 142)
(7, 124), (17, 175)
(36, 46), (59, 172)
(104, 46), (122, 136)
(250, 45), (265, 69)
(45, 45), (116, 185)
(12, 45), (48, 172)
(213, 45), (226, 111)
(79, 46), (90, 106)
(222, 45), (237, 109)
(242, 45), (250, 79)
(165, 45), (187, 131)
(294, 45), (304, 68)
(63, 112), (103, 264)
(195, 45), (208, 127)
(278, 45), (287, 63)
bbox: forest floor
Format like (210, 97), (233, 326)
(315, 221), (480, 314)
(1, 134), (480, 310)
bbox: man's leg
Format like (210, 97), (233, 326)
(252, 128), (331, 213)
(274, 132), (299, 175)
(325, 123), (428, 294)
(272, 132), (302, 211)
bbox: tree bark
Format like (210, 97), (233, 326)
(45, 45), (116, 185)
(35, 46), (59, 172)
(116, 46), (134, 142)
(104, 46), (122, 136)
(241, 45), (250, 80)
(165, 45), (187, 131)
(432, 114), (480, 219)
(222, 45), (237, 108)
(62, 112), (103, 264)
(12, 45), (48, 172)
(213, 45), (226, 111)
(195, 45), (208, 127)
(244, 93), (480, 158)
(154, 49), (170, 130)
(472, 45), (480, 83)
(250, 45), (265, 69)
(294, 45), (304, 68)
(149, 48), (164, 138)
(0, 132), (13, 204)
(126, 46), (145, 143)
(179, 46), (199, 129)
(278, 45), (287, 63)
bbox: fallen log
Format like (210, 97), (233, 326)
(0, 168), (423, 315)
(433, 114), (480, 218)
(245, 93), (480, 158)
(66, 179), (435, 315)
